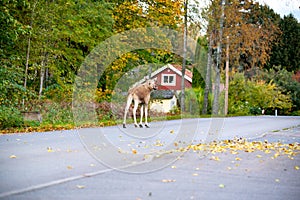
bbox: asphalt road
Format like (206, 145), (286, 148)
(0, 116), (299, 200)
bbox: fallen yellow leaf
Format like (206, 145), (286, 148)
(275, 179), (280, 183)
(288, 155), (294, 160)
(210, 156), (220, 161)
(171, 165), (177, 169)
(132, 149), (137, 154)
(219, 184), (225, 188)
(162, 179), (176, 183)
(170, 130), (174, 134)
(67, 165), (73, 170)
(47, 147), (54, 152)
(192, 173), (199, 176)
(9, 155), (17, 159)
(264, 150), (271, 154)
(76, 185), (85, 189)
(273, 152), (280, 158)
(231, 151), (238, 155)
(294, 166), (299, 170)
(235, 157), (242, 161)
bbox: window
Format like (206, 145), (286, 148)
(161, 74), (176, 86)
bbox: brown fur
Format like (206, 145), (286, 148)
(123, 77), (157, 128)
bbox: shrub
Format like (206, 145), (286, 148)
(228, 73), (292, 115)
(43, 84), (73, 103)
(0, 106), (24, 129)
(41, 102), (73, 125)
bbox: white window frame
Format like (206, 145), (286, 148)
(161, 74), (176, 86)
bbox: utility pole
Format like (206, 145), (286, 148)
(181, 0), (188, 113)
(224, 36), (229, 115)
(212, 0), (225, 115)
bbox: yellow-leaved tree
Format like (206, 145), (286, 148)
(97, 0), (185, 101)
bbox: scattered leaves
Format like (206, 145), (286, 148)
(185, 138), (300, 159)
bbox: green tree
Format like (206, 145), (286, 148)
(192, 37), (207, 89)
(268, 14), (300, 72)
(0, 0), (30, 107)
(97, 0), (185, 99)
(262, 66), (300, 113)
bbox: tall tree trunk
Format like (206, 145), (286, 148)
(39, 50), (48, 99)
(39, 61), (45, 99)
(212, 63), (220, 115)
(212, 0), (225, 115)
(181, 0), (188, 113)
(202, 34), (213, 115)
(23, 36), (31, 107)
(23, 1), (38, 107)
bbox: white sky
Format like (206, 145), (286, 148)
(195, 0), (299, 21)
(256, 0), (300, 21)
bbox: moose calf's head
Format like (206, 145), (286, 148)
(147, 77), (158, 91)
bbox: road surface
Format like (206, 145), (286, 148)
(0, 116), (299, 199)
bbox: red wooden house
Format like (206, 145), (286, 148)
(136, 64), (193, 113)
(137, 64), (193, 91)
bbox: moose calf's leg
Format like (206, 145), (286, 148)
(133, 100), (139, 127)
(123, 108), (128, 128)
(139, 105), (144, 128)
(144, 104), (150, 128)
(123, 96), (132, 128)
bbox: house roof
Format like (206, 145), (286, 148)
(137, 64), (193, 85)
(172, 64), (193, 81)
(151, 64), (193, 82)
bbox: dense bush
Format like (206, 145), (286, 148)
(0, 106), (24, 129)
(41, 102), (74, 125)
(262, 66), (300, 113)
(228, 73), (293, 115)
